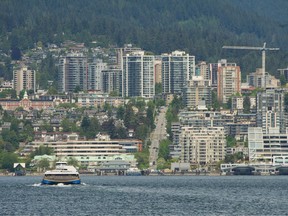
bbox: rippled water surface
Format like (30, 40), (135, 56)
(1, 175), (288, 215)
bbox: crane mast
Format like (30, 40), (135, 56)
(222, 43), (279, 89)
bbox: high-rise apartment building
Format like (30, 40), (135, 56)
(217, 62), (241, 103)
(182, 77), (212, 109)
(88, 59), (107, 91)
(58, 53), (107, 93)
(196, 61), (210, 82)
(116, 44), (142, 69)
(162, 51), (195, 94)
(256, 88), (286, 133)
(13, 65), (36, 95)
(102, 68), (122, 95)
(122, 51), (155, 98)
(58, 53), (88, 93)
(209, 59), (229, 88)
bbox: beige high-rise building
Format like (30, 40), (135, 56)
(183, 77), (211, 109)
(13, 65), (36, 95)
(217, 63), (241, 104)
(180, 126), (226, 165)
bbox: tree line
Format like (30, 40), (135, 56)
(0, 0), (288, 79)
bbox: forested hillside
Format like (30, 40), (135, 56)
(0, 0), (288, 77)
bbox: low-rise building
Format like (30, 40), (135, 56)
(248, 127), (288, 162)
(24, 133), (142, 166)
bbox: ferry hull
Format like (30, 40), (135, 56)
(41, 178), (81, 185)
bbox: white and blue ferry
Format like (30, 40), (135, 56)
(41, 162), (81, 185)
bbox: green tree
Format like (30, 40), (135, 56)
(226, 135), (237, 147)
(224, 152), (243, 163)
(47, 86), (58, 95)
(135, 124), (149, 141)
(158, 139), (171, 161)
(1, 130), (19, 150)
(280, 74), (286, 86)
(19, 120), (34, 142)
(114, 126), (127, 139)
(101, 119), (116, 138)
(243, 96), (251, 113)
(37, 158), (50, 171)
(29, 145), (54, 159)
(41, 122), (53, 132)
(109, 91), (119, 97)
(81, 116), (90, 131)
(146, 103), (155, 129)
(116, 106), (125, 120)
(74, 85), (81, 93)
(134, 148), (149, 169)
(211, 91), (220, 110)
(124, 104), (136, 129)
(61, 118), (73, 132)
(226, 97), (232, 110)
(155, 83), (162, 95)
(67, 157), (79, 167)
(0, 152), (18, 171)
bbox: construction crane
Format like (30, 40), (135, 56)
(222, 42), (279, 88)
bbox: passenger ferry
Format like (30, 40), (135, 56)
(41, 162), (81, 185)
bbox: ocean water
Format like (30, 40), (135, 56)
(1, 175), (288, 216)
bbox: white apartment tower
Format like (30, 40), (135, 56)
(122, 51), (155, 98)
(58, 53), (88, 93)
(13, 65), (36, 95)
(162, 51), (195, 94)
(88, 59), (107, 91)
(256, 88), (285, 133)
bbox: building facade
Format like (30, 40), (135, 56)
(248, 127), (288, 162)
(217, 63), (241, 104)
(58, 53), (88, 93)
(182, 77), (212, 109)
(102, 68), (122, 95)
(13, 65), (36, 95)
(162, 51), (195, 94)
(122, 51), (155, 98)
(25, 133), (142, 166)
(88, 59), (107, 91)
(180, 127), (226, 165)
(256, 88), (286, 133)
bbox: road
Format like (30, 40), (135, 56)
(149, 106), (167, 170)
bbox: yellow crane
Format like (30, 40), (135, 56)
(222, 42), (279, 88)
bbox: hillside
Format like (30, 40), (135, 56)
(0, 0), (288, 77)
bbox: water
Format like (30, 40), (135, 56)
(1, 175), (288, 215)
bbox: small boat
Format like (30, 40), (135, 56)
(126, 167), (142, 176)
(41, 162), (81, 185)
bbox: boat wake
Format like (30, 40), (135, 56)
(31, 183), (72, 187)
